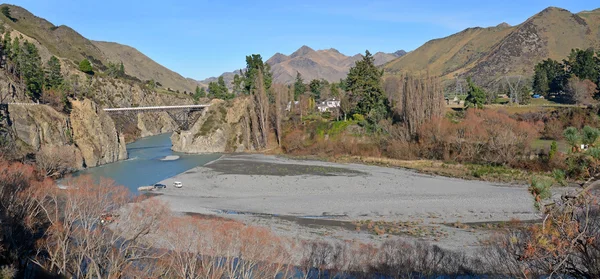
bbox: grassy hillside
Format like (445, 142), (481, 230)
(93, 41), (200, 93)
(0, 4), (198, 93)
(0, 4), (106, 64)
(384, 7), (600, 86)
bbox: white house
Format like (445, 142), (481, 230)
(317, 98), (341, 112)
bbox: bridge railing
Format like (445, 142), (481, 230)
(102, 104), (210, 112)
(0, 102), (40, 106)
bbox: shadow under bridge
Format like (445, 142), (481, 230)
(103, 104), (210, 130)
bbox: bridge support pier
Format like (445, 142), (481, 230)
(167, 109), (202, 130)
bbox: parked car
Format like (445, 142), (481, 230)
(173, 181), (183, 188)
(153, 183), (166, 189)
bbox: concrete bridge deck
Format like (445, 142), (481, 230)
(102, 104), (210, 112)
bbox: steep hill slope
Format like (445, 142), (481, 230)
(93, 41), (200, 92)
(0, 4), (198, 93)
(201, 46), (406, 86)
(0, 4), (105, 63)
(384, 7), (600, 86)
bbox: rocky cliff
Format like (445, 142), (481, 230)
(69, 99), (127, 168)
(6, 99), (126, 168)
(171, 98), (253, 153)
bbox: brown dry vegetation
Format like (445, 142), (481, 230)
(2, 156), (600, 277)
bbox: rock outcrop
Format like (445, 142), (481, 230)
(8, 104), (71, 152)
(69, 99), (127, 168)
(137, 112), (178, 138)
(6, 101), (127, 169)
(171, 98), (253, 153)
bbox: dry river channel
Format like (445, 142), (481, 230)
(77, 133), (539, 251)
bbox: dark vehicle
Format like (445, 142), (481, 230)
(153, 183), (167, 189)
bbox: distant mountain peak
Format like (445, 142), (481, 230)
(540, 6), (568, 13)
(496, 22), (511, 28)
(266, 52), (289, 65)
(290, 45), (316, 58)
(203, 46), (405, 85)
(393, 50), (407, 57)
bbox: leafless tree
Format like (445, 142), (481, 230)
(0, 160), (48, 273)
(385, 74), (444, 137)
(566, 76), (597, 105)
(271, 84), (288, 147)
(35, 144), (78, 177)
(32, 176), (166, 278)
(252, 69), (270, 149)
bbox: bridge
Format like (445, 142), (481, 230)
(103, 104), (210, 130)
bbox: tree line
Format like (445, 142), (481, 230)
(533, 48), (600, 104)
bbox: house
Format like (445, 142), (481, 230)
(317, 98), (341, 112)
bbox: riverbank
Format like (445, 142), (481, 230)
(154, 153), (539, 250)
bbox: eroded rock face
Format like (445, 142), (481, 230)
(137, 112), (178, 138)
(171, 98), (253, 153)
(8, 104), (70, 151)
(70, 99), (127, 168)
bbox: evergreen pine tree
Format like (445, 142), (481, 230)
(19, 42), (43, 100)
(345, 50), (389, 125)
(465, 77), (486, 109)
(293, 72), (305, 101)
(45, 56), (63, 89)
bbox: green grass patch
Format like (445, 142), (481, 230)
(467, 164), (532, 182)
(312, 120), (358, 140)
(531, 139), (569, 153)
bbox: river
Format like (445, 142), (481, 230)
(73, 133), (221, 193)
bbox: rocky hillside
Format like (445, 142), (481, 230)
(93, 41), (202, 92)
(171, 97), (254, 153)
(0, 4), (199, 93)
(200, 46), (406, 86)
(384, 7), (600, 86)
(7, 100), (127, 169)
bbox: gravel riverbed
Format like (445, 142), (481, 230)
(154, 154), (538, 250)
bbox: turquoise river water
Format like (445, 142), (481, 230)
(73, 133), (221, 193)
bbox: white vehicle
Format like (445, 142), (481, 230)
(173, 181), (183, 188)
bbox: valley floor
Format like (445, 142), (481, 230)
(154, 154), (539, 250)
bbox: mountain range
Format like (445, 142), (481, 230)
(2, 4), (600, 93)
(383, 7), (600, 87)
(199, 46), (406, 87)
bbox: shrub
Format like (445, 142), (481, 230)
(582, 125), (600, 146)
(552, 169), (566, 186)
(587, 147), (600, 160)
(0, 265), (16, 279)
(548, 140), (558, 160)
(79, 59), (93, 74)
(352, 113), (365, 122)
(417, 109), (538, 164)
(529, 176), (552, 201)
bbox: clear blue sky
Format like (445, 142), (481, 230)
(6, 0), (599, 80)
